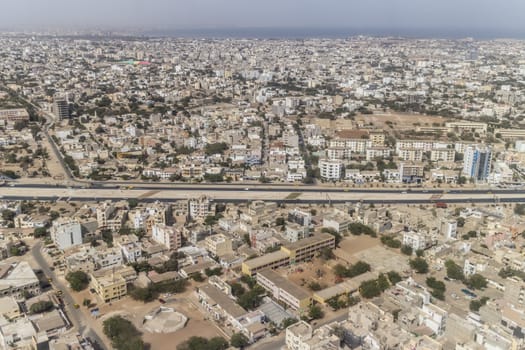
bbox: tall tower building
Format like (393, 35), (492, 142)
(462, 145), (492, 181)
(53, 97), (70, 120)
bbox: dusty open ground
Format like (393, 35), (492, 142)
(339, 235), (380, 256)
(286, 257), (339, 289)
(355, 112), (451, 129)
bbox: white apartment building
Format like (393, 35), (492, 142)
(151, 224), (182, 250)
(441, 220), (457, 240)
(402, 231), (432, 251)
(398, 148), (424, 162)
(51, 218), (83, 250)
(189, 196), (211, 219)
(430, 148), (455, 162)
(319, 159), (342, 181)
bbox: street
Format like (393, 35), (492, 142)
(30, 241), (107, 349)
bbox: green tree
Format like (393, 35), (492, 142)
(515, 204), (525, 216)
(308, 304), (324, 320)
(103, 316), (144, 350)
(426, 277), (446, 292)
(237, 287), (263, 310)
(129, 286), (157, 302)
(1, 210), (15, 222)
(177, 336), (229, 350)
(308, 282), (323, 291)
(33, 227), (47, 238)
(466, 274), (488, 290)
(65, 271), (89, 291)
(281, 318), (298, 329)
(30, 301), (54, 314)
(127, 198), (138, 208)
(101, 229), (113, 247)
(445, 260), (465, 280)
(387, 271), (402, 285)
(359, 279), (382, 299)
(400, 245), (413, 255)
(409, 258), (429, 274)
(230, 333), (249, 348)
(230, 282), (246, 298)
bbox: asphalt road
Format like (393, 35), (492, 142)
(31, 241), (107, 349)
(0, 184), (523, 205)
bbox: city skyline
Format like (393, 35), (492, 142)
(1, 0), (525, 39)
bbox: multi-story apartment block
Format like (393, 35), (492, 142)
(319, 159), (342, 181)
(96, 201), (115, 228)
(463, 145), (492, 181)
(203, 233), (233, 257)
(151, 224), (182, 250)
(51, 218), (83, 250)
(90, 269), (128, 303)
(430, 148), (455, 162)
(398, 148), (424, 162)
(189, 196), (212, 219)
(402, 231), (433, 251)
(399, 162), (425, 183)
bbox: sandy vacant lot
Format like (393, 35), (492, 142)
(356, 112), (450, 128)
(339, 235), (380, 256)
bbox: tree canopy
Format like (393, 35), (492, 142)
(65, 271), (89, 291)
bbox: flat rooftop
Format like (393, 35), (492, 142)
(199, 284), (247, 318)
(282, 233), (334, 251)
(257, 269), (310, 301)
(243, 250), (289, 269)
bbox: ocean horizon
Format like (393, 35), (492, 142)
(143, 26), (525, 40)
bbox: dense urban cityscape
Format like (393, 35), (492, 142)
(1, 28), (525, 350)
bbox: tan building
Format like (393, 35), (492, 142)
(242, 233), (335, 275)
(256, 269), (311, 311)
(90, 267), (136, 303)
(203, 233), (233, 257)
(280, 233), (336, 264)
(0, 296), (21, 320)
(242, 250), (290, 276)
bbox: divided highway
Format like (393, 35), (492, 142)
(1, 183), (523, 204)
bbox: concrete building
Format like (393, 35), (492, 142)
(402, 231), (433, 251)
(151, 224), (182, 250)
(0, 262), (41, 300)
(202, 233), (233, 257)
(463, 145), (492, 181)
(241, 250), (290, 276)
(280, 233), (336, 265)
(242, 233), (336, 276)
(50, 218), (82, 250)
(0, 296), (21, 321)
(399, 162), (425, 183)
(189, 196), (212, 219)
(284, 223), (308, 243)
(90, 267), (135, 303)
(441, 220), (457, 240)
(256, 269), (311, 311)
(52, 97), (70, 120)
(319, 159), (342, 181)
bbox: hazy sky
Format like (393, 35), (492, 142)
(1, 0), (524, 33)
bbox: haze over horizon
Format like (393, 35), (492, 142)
(1, 0), (524, 39)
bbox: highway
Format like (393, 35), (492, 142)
(1, 184), (523, 204)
